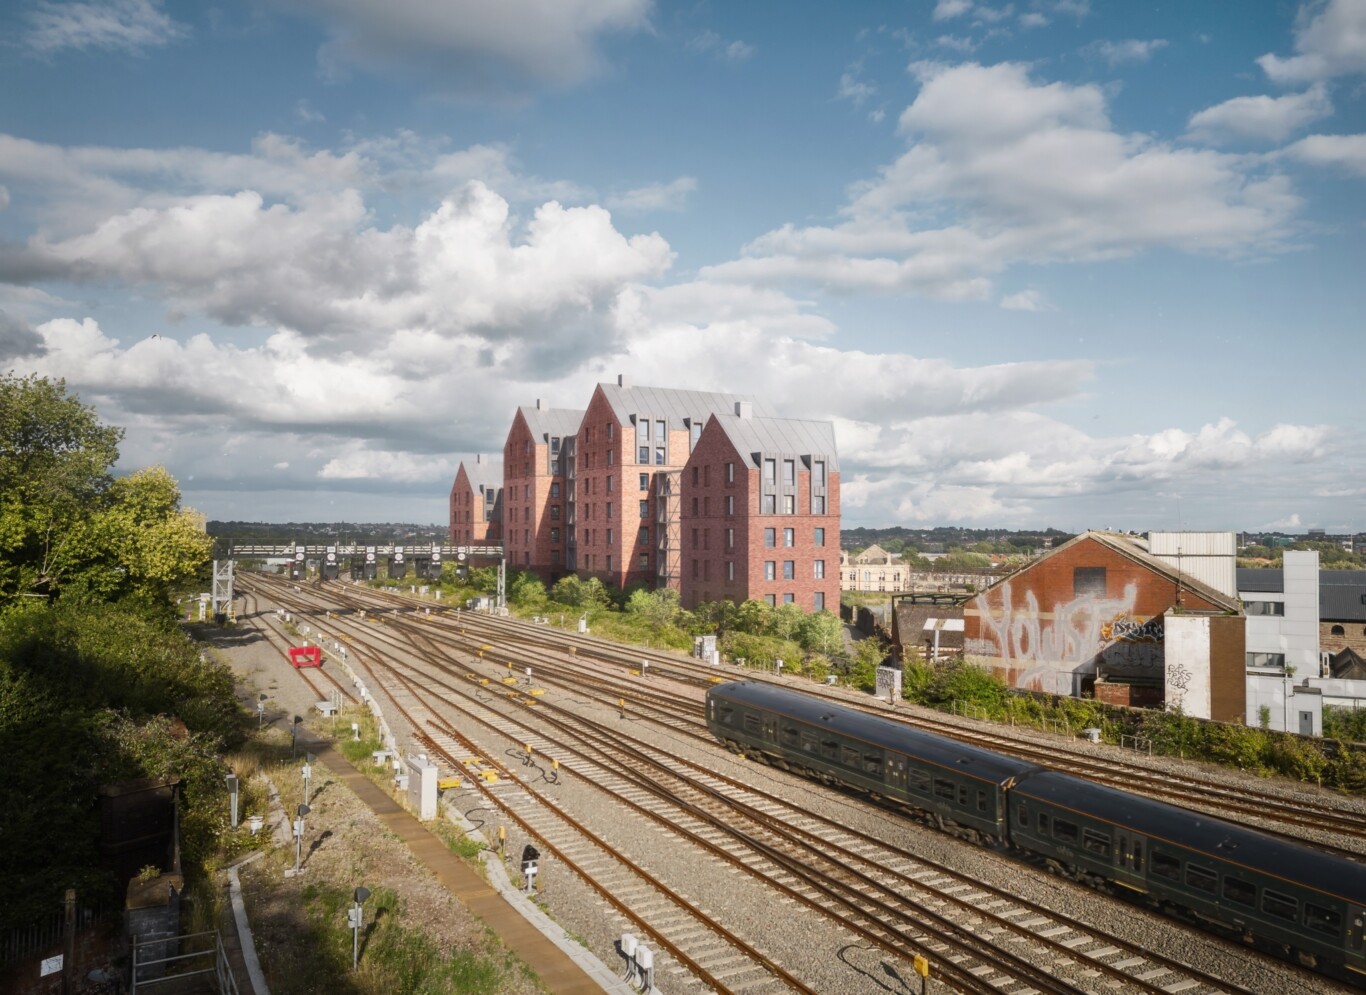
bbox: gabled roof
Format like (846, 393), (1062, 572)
(1330, 647), (1366, 680)
(1236, 568), (1283, 593)
(461, 457), (502, 495)
(983, 530), (1240, 612)
(594, 380), (776, 430)
(517, 405), (584, 441)
(704, 412), (839, 470)
(854, 543), (897, 564)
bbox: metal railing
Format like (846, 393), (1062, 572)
(130, 930), (238, 994)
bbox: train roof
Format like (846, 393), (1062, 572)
(1013, 770), (1366, 903)
(708, 681), (1040, 786)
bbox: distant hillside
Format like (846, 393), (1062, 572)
(840, 526), (1073, 554)
(208, 522), (447, 545)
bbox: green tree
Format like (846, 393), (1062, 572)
(506, 570), (546, 607)
(796, 610), (843, 655)
(624, 587), (680, 629)
(0, 374), (122, 606)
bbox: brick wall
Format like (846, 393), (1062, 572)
(502, 413), (564, 582)
(1323, 621), (1366, 657)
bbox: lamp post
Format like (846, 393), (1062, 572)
(293, 803), (311, 874)
(349, 886), (371, 969)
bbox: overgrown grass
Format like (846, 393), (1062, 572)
(903, 659), (1366, 793)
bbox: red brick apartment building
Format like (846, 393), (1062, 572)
(467, 376), (842, 611)
(572, 377), (777, 592)
(448, 454), (502, 547)
(501, 401), (583, 578)
(678, 404), (840, 611)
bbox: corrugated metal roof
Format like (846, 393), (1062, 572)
(519, 405), (584, 440)
(708, 412), (839, 470)
(1322, 571), (1366, 621)
(595, 381), (776, 430)
(1236, 568), (1283, 593)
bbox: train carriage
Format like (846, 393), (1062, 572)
(707, 681), (1040, 842)
(1008, 770), (1366, 978)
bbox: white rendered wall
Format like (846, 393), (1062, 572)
(1164, 614), (1212, 719)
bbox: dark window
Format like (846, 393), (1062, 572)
(1152, 851), (1181, 881)
(781, 726), (800, 746)
(907, 770), (931, 793)
(841, 746), (860, 769)
(933, 778), (955, 800)
(1073, 567), (1106, 597)
(864, 755), (882, 777)
(801, 734), (818, 754)
(1305, 903), (1342, 937)
(1053, 819), (1079, 844)
(1016, 802), (1029, 825)
(1038, 813), (1050, 834)
(718, 707), (734, 727)
(1263, 890), (1297, 922)
(957, 785), (969, 806)
(742, 714), (760, 734)
(1185, 865), (1217, 894)
(1132, 841), (1143, 872)
(1223, 878), (1256, 907)
(821, 740), (839, 760)
(1082, 829), (1111, 857)
(1244, 600), (1285, 616)
(976, 790), (987, 813)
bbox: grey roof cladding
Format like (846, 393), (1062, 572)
(1236, 568), (1366, 620)
(463, 458), (502, 495)
(707, 412), (839, 471)
(1237, 568), (1283, 593)
(1322, 570), (1366, 621)
(595, 382), (776, 429)
(519, 406), (585, 440)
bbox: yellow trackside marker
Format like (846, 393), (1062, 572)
(502, 677), (518, 685)
(438, 777), (462, 790)
(569, 646), (576, 655)
(529, 688), (545, 696)
(480, 678), (489, 686)
(482, 771), (499, 784)
(709, 676), (727, 684)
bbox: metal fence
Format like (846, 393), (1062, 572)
(130, 930), (238, 995)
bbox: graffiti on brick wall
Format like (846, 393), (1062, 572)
(965, 580), (1165, 692)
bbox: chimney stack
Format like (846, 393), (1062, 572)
(735, 401), (753, 419)
(617, 374), (630, 388)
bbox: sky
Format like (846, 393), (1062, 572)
(1, 0), (1363, 534)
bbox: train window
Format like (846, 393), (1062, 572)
(1304, 904), (1342, 937)
(1038, 813), (1050, 834)
(976, 790), (987, 812)
(933, 778), (955, 800)
(1082, 829), (1111, 857)
(1262, 890), (1297, 922)
(1185, 866), (1217, 895)
(864, 755), (882, 777)
(718, 707), (735, 727)
(781, 726), (800, 746)
(907, 770), (931, 794)
(1151, 851), (1181, 882)
(1222, 878), (1256, 907)
(957, 786), (969, 806)
(1132, 841), (1143, 872)
(801, 734), (818, 754)
(842, 746), (860, 769)
(821, 740), (839, 760)
(1016, 802), (1028, 825)
(1052, 819), (1079, 845)
(743, 714), (760, 734)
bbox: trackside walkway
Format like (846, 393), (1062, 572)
(302, 737), (632, 995)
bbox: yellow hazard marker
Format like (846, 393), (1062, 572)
(502, 677), (518, 686)
(529, 687), (545, 697)
(498, 824), (506, 855)
(551, 758), (559, 778)
(618, 697), (625, 719)
(524, 743), (533, 764)
(437, 776), (462, 790)
(481, 770), (500, 785)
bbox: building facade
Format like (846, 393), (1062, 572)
(839, 543), (906, 592)
(677, 406), (840, 612)
(448, 454), (503, 548)
(501, 401), (583, 581)
(962, 531), (1245, 721)
(570, 377), (777, 592)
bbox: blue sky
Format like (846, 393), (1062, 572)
(1, 0), (1363, 533)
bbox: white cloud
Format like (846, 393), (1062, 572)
(1281, 132), (1366, 175)
(1259, 0), (1366, 83)
(1019, 13), (1047, 29)
(999, 289), (1051, 310)
(1263, 512), (1303, 530)
(687, 30), (755, 63)
(607, 177), (697, 213)
(290, 0), (650, 97)
(1087, 38), (1168, 67)
(1186, 84), (1332, 145)
(936, 35), (978, 54)
(933, 0), (973, 21)
(702, 61), (1302, 298)
(24, 0), (185, 55)
(838, 72), (876, 106)
(295, 99), (326, 124)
